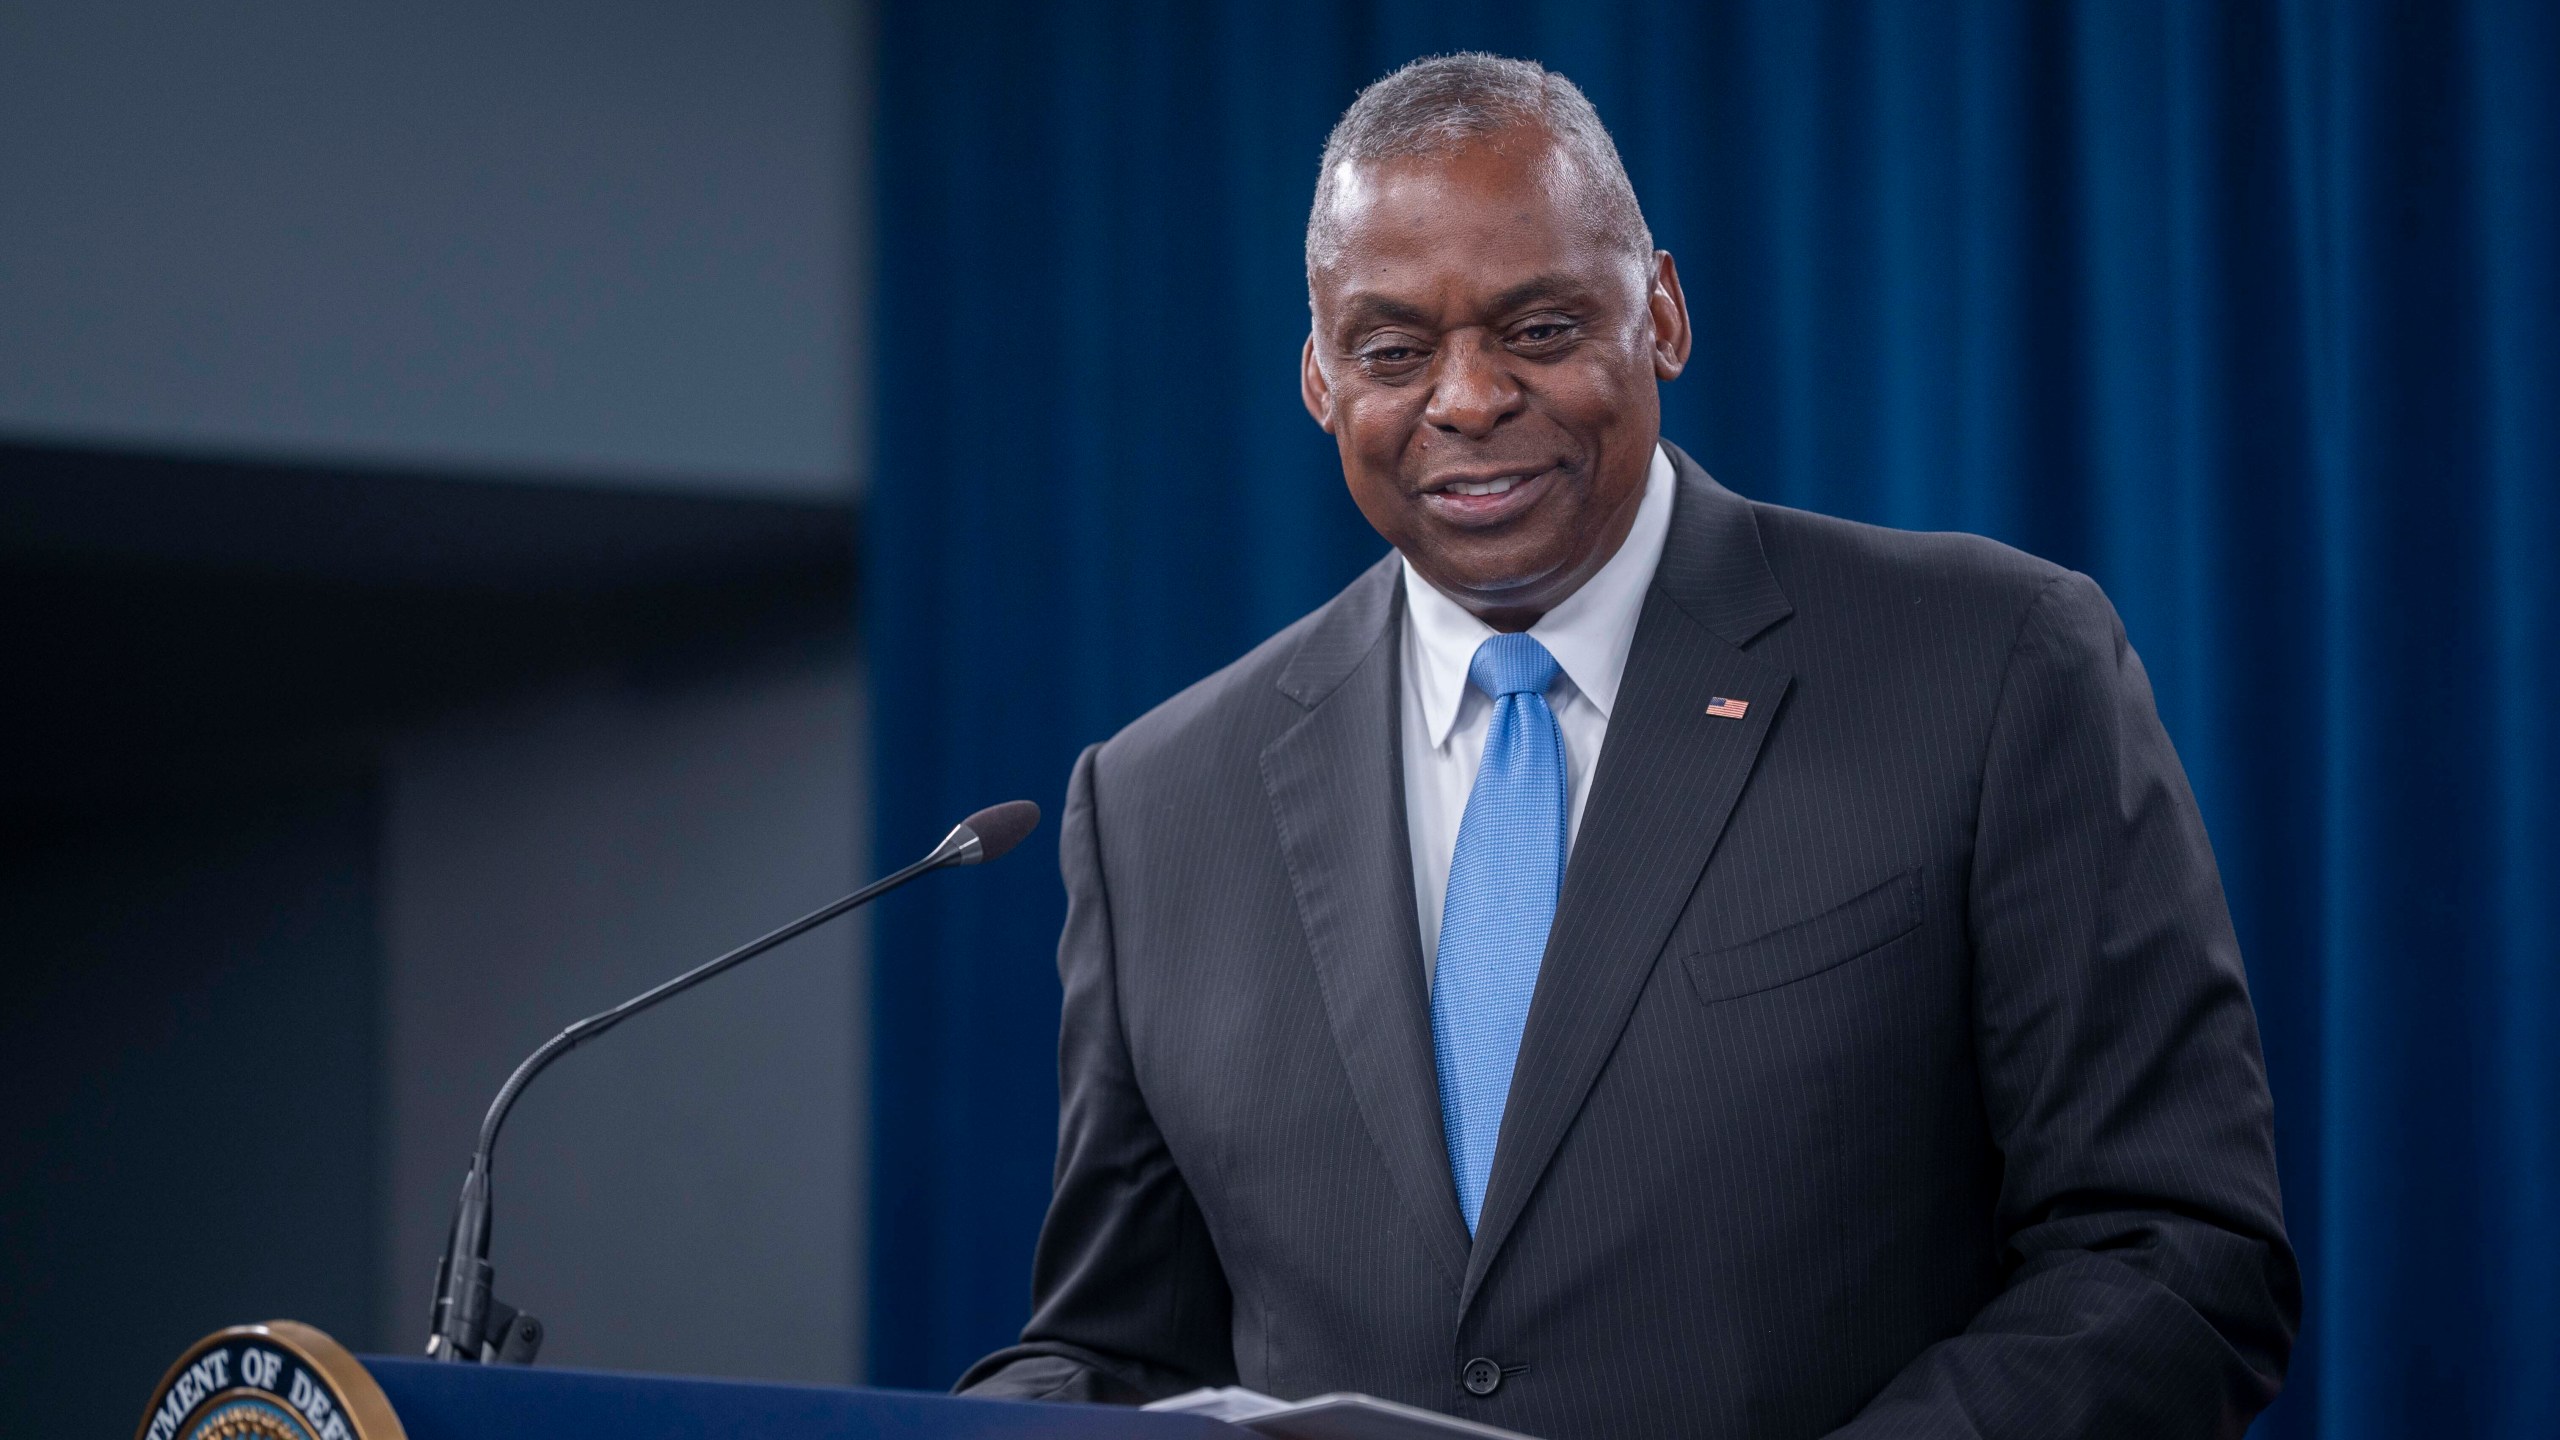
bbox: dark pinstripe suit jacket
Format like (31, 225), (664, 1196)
(962, 445), (2298, 1438)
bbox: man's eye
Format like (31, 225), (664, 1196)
(1513, 323), (1570, 345)
(1361, 346), (1424, 366)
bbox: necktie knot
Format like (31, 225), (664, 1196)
(1468, 632), (1561, 700)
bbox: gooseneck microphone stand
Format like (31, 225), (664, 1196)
(425, 800), (1041, 1363)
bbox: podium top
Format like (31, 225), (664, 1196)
(363, 1357), (1238, 1439)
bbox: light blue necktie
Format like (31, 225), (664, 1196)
(1431, 632), (1567, 1235)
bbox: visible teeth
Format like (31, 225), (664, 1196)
(1446, 476), (1519, 497)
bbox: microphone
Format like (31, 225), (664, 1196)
(424, 800), (1042, 1363)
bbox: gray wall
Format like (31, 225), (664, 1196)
(0, 0), (861, 496)
(0, 1), (874, 1428)
(381, 652), (866, 1381)
(1, 784), (382, 1435)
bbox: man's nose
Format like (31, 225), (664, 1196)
(1424, 333), (1524, 438)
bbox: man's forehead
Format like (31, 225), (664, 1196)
(1312, 134), (1623, 305)
(1314, 194), (1628, 326)
(1321, 133), (1587, 237)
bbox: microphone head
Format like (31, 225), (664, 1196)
(957, 800), (1041, 863)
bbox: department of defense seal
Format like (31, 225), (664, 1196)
(135, 1322), (406, 1440)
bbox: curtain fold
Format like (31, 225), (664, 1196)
(868, 4), (2559, 1433)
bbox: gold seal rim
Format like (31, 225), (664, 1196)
(134, 1321), (410, 1440)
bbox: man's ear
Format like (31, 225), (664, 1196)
(1649, 250), (1693, 381)
(1301, 331), (1336, 433)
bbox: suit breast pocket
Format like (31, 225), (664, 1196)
(1679, 868), (1925, 1006)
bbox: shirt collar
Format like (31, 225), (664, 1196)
(1401, 442), (1678, 749)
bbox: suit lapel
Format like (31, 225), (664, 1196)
(1460, 447), (1797, 1310)
(1262, 555), (1475, 1291)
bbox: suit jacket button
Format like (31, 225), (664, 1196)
(1462, 1357), (1502, 1396)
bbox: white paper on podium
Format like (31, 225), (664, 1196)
(1144, 1387), (1539, 1439)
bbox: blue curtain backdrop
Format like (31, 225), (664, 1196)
(866, 3), (2558, 1434)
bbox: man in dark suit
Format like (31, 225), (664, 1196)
(961, 54), (2297, 1438)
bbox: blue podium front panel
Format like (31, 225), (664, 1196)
(363, 1357), (1237, 1440)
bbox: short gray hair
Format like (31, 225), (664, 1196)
(1306, 53), (1654, 282)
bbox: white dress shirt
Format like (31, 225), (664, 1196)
(1400, 443), (1678, 981)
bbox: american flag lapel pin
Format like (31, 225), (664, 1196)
(1705, 696), (1749, 719)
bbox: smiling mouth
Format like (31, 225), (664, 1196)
(1424, 465), (1552, 496)
(1418, 465), (1561, 525)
